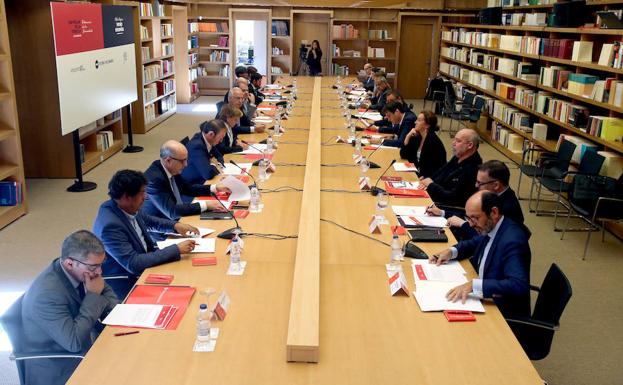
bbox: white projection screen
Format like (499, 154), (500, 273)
(50, 2), (138, 136)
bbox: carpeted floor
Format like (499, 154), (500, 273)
(0, 97), (620, 385)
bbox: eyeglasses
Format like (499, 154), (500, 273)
(475, 180), (497, 188)
(169, 156), (187, 163)
(69, 257), (105, 272)
(464, 215), (480, 225)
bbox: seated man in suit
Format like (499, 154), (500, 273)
(216, 104), (250, 154)
(228, 87), (266, 134)
(249, 72), (265, 105)
(362, 63), (375, 92)
(181, 119), (227, 185)
(223, 66), (250, 103)
(142, 140), (230, 225)
(365, 90), (411, 133)
(93, 170), (198, 299)
(20, 230), (119, 385)
(419, 128), (482, 208)
(367, 76), (391, 112)
(371, 101), (415, 148)
(430, 190), (531, 319)
(427, 160), (529, 240)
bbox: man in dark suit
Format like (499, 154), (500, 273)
(368, 76), (391, 112)
(373, 101), (416, 148)
(142, 140), (230, 224)
(181, 119), (227, 186)
(427, 160), (529, 239)
(430, 191), (531, 319)
(216, 104), (248, 154)
(93, 170), (198, 299)
(419, 128), (483, 208)
(362, 63), (375, 92)
(249, 72), (265, 105)
(227, 87), (266, 134)
(21, 230), (119, 385)
(365, 90), (411, 133)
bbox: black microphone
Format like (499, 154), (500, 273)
(229, 160), (257, 188)
(350, 104), (373, 132)
(240, 140), (271, 166)
(213, 194), (243, 240)
(363, 144), (384, 169)
(371, 159), (396, 196)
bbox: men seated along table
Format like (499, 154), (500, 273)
(223, 66), (249, 103)
(227, 86), (266, 134)
(362, 63), (375, 92)
(365, 90), (411, 133)
(216, 104), (249, 154)
(366, 76), (391, 112)
(249, 72), (265, 105)
(371, 101), (415, 148)
(430, 190), (531, 319)
(181, 119), (227, 186)
(427, 160), (529, 240)
(142, 140), (230, 224)
(93, 170), (198, 299)
(419, 128), (482, 208)
(21, 230), (119, 385)
(399, 110), (447, 178)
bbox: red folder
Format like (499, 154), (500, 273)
(244, 153), (274, 160)
(124, 285), (196, 330)
(384, 181), (430, 198)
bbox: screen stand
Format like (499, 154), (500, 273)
(67, 130), (97, 192)
(123, 104), (143, 153)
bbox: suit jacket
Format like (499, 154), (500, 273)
(142, 160), (213, 220)
(249, 83), (264, 104)
(21, 259), (118, 385)
(399, 131), (447, 178)
(427, 152), (483, 207)
(382, 111), (416, 148)
(455, 217), (531, 318)
(363, 75), (375, 92)
(216, 122), (244, 154)
(93, 199), (180, 298)
(370, 88), (390, 111)
(181, 132), (222, 185)
(237, 108), (254, 134)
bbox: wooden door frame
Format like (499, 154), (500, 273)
(229, 8), (272, 85)
(291, 9), (333, 76)
(398, 13), (441, 93)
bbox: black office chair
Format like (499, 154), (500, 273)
(423, 77), (445, 114)
(444, 90), (480, 136)
(216, 100), (225, 117)
(559, 173), (623, 260)
(0, 296), (84, 385)
(507, 263), (572, 361)
(180, 136), (190, 146)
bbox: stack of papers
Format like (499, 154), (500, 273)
(399, 215), (447, 228)
(156, 238), (216, 253)
(220, 175), (251, 202)
(103, 304), (178, 329)
(222, 163), (252, 176)
(413, 281), (485, 312)
(355, 111), (383, 121)
(254, 116), (272, 124)
(411, 260), (466, 282)
(393, 162), (418, 172)
(238, 143), (270, 155)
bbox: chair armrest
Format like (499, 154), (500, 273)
(593, 197), (623, 221)
(10, 352), (84, 361)
(521, 147), (552, 163)
(530, 284), (541, 292)
(505, 317), (559, 331)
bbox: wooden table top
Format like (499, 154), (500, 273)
(67, 76), (542, 385)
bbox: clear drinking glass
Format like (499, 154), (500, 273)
(376, 192), (389, 224)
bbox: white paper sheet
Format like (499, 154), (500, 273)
(393, 162), (418, 172)
(411, 260), (467, 283)
(413, 281), (485, 312)
(103, 304), (170, 328)
(219, 175), (251, 202)
(239, 143), (270, 154)
(222, 163), (252, 176)
(356, 111), (384, 121)
(392, 205), (427, 216)
(156, 238), (216, 253)
(388, 181), (421, 189)
(399, 215), (448, 228)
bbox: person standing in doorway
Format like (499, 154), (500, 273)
(307, 40), (323, 76)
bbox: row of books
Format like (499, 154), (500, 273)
(492, 99), (534, 134)
(190, 82), (199, 95)
(272, 46), (286, 55)
(141, 47), (151, 61)
(188, 53), (198, 66)
(143, 79), (175, 103)
(198, 22), (229, 33)
(140, 25), (150, 40)
(144, 64), (163, 83)
(333, 24), (360, 39)
(369, 29), (391, 40)
(271, 66), (284, 74)
(205, 51), (229, 62)
(161, 23), (173, 37)
(333, 63), (350, 76)
(0, 181), (23, 206)
(95, 131), (115, 152)
(139, 3), (165, 17)
(189, 67), (198, 82)
(490, 0), (555, 6)
(159, 95), (176, 114)
(272, 21), (289, 37)
(188, 22), (199, 34)
(502, 12), (546, 26)
(188, 35), (199, 50)
(214, 36), (229, 48)
(491, 121), (526, 155)
(162, 42), (174, 57)
(367, 47), (385, 58)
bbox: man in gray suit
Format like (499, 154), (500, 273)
(21, 230), (119, 385)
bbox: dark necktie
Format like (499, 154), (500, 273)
(477, 235), (491, 271)
(76, 282), (86, 301)
(170, 176), (182, 204)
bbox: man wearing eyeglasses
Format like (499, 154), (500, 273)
(227, 87), (266, 134)
(142, 140), (230, 227)
(21, 230), (119, 385)
(426, 160), (528, 240)
(429, 190), (531, 319)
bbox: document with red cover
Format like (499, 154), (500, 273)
(243, 153), (274, 160)
(124, 285), (196, 330)
(144, 274), (174, 285)
(384, 181), (430, 198)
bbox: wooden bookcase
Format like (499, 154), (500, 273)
(0, 0), (26, 229)
(173, 5), (198, 104)
(330, 8), (400, 86)
(133, 0), (177, 133)
(270, 7), (293, 80)
(194, 4), (231, 96)
(438, 3), (623, 170)
(5, 0), (124, 179)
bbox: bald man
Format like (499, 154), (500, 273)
(142, 140), (230, 223)
(430, 190), (531, 319)
(224, 87), (265, 134)
(419, 128), (483, 208)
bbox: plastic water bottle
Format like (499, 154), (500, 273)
(266, 135), (274, 152)
(196, 304), (211, 344)
(354, 137), (362, 157)
(230, 236), (241, 271)
(249, 186), (261, 213)
(390, 234), (403, 270)
(258, 159), (269, 182)
(348, 123), (356, 142)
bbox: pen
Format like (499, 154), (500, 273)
(114, 331), (139, 337)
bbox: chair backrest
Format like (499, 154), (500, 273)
(555, 140), (577, 170)
(469, 96), (486, 121)
(444, 81), (456, 106)
(462, 90), (476, 106)
(180, 136), (190, 146)
(577, 149), (605, 175)
(216, 100), (225, 116)
(531, 264), (572, 326)
(0, 295), (26, 385)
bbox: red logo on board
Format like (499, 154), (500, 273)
(51, 3), (104, 56)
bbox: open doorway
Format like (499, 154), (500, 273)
(292, 11), (331, 76)
(231, 9), (270, 78)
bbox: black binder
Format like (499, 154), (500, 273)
(407, 228), (448, 243)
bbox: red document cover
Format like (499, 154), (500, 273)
(244, 153), (274, 160)
(443, 310), (476, 322)
(144, 274), (173, 285)
(383, 181), (430, 198)
(124, 285), (196, 330)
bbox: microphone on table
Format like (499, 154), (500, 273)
(240, 140), (271, 166)
(350, 104), (373, 132)
(363, 143), (384, 169)
(214, 193), (243, 240)
(229, 160), (258, 189)
(371, 159), (396, 196)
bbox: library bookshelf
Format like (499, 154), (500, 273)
(0, 0), (26, 229)
(270, 8), (293, 81)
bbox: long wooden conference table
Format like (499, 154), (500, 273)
(67, 77), (542, 385)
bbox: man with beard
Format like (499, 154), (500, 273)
(429, 190), (531, 319)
